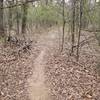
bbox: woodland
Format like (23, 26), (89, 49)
(0, 0), (100, 100)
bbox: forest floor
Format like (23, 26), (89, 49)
(0, 28), (100, 100)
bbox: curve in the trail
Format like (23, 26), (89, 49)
(27, 31), (59, 100)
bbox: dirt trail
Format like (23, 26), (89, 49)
(27, 31), (59, 100)
(27, 49), (49, 100)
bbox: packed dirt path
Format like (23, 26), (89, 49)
(27, 30), (60, 100)
(27, 49), (49, 100)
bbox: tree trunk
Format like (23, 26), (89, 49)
(22, 0), (28, 36)
(61, 0), (65, 52)
(45, 0), (48, 5)
(0, 0), (4, 37)
(8, 0), (14, 34)
(71, 0), (76, 54)
(16, 0), (20, 35)
(76, 0), (83, 61)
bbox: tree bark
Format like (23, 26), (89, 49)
(76, 0), (83, 61)
(22, 0), (28, 36)
(8, 0), (14, 34)
(0, 0), (4, 36)
(16, 0), (20, 35)
(71, 0), (76, 54)
(61, 0), (65, 52)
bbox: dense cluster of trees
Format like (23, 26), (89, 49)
(0, 0), (100, 60)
